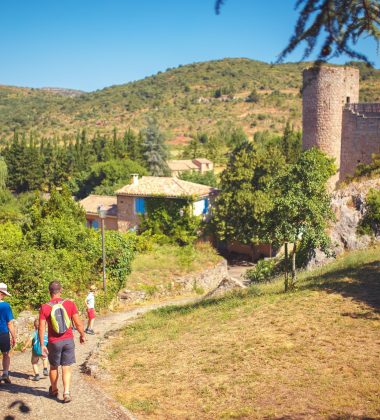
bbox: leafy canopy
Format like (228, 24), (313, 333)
(215, 0), (380, 64)
(213, 141), (286, 244)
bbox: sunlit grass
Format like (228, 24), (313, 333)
(100, 245), (380, 418)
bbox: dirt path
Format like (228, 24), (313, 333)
(0, 297), (196, 420)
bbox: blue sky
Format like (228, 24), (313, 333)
(0, 0), (378, 91)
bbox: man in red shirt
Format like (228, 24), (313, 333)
(39, 280), (85, 403)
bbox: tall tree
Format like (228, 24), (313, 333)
(213, 141), (286, 245)
(140, 120), (170, 176)
(267, 148), (336, 291)
(0, 156), (8, 189)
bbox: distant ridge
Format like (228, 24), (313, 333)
(39, 87), (84, 97)
(0, 58), (379, 139)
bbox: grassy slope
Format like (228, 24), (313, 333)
(126, 243), (222, 296)
(1, 59), (379, 139)
(100, 245), (380, 419)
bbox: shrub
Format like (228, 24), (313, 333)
(358, 189), (380, 236)
(245, 259), (277, 284)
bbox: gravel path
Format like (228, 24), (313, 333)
(0, 297), (196, 420)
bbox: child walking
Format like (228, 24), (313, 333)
(85, 285), (97, 335)
(22, 319), (48, 381)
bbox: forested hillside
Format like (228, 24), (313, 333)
(0, 59), (379, 141)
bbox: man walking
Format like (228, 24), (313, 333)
(0, 282), (16, 383)
(39, 280), (85, 403)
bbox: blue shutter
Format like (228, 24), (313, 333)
(135, 198), (146, 214)
(92, 220), (99, 229)
(203, 198), (209, 214)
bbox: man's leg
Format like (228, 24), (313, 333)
(49, 366), (59, 391)
(62, 365), (72, 395)
(2, 351), (10, 373)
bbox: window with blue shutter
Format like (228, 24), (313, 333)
(135, 198), (146, 214)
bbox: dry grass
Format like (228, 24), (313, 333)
(99, 246), (380, 419)
(126, 242), (222, 295)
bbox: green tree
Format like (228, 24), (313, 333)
(281, 121), (302, 164)
(213, 141), (286, 245)
(358, 188), (380, 235)
(0, 156), (8, 189)
(267, 148), (336, 291)
(76, 159), (148, 198)
(179, 170), (218, 187)
(141, 121), (170, 176)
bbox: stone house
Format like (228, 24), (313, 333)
(80, 175), (217, 232)
(167, 158), (214, 176)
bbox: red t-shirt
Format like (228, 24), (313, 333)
(39, 298), (78, 343)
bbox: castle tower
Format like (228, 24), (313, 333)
(302, 66), (359, 186)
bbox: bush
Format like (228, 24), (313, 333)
(0, 189), (137, 312)
(245, 259), (277, 284)
(139, 198), (202, 246)
(358, 189), (380, 236)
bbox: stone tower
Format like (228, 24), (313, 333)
(302, 66), (360, 186)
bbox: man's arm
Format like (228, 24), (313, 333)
(72, 313), (86, 344)
(39, 318), (48, 355)
(7, 320), (16, 348)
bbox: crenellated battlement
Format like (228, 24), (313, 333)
(346, 103), (380, 116)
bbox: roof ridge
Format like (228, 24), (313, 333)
(172, 177), (189, 194)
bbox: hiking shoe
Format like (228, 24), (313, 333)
(43, 368), (49, 376)
(86, 329), (95, 335)
(63, 393), (72, 403)
(1, 374), (11, 384)
(32, 374), (40, 382)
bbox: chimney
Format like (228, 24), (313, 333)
(131, 174), (139, 185)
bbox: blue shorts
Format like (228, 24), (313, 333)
(48, 339), (76, 367)
(0, 332), (10, 354)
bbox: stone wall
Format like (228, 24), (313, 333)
(116, 195), (140, 232)
(175, 259), (228, 292)
(341, 105), (380, 178)
(118, 259), (229, 303)
(302, 66), (359, 186)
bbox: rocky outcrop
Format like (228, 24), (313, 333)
(308, 178), (380, 268)
(175, 260), (229, 292)
(204, 276), (246, 299)
(14, 311), (36, 344)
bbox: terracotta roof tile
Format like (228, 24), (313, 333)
(79, 195), (117, 217)
(116, 176), (217, 198)
(167, 160), (199, 171)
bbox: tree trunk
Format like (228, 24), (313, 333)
(291, 242), (297, 289)
(284, 242), (289, 292)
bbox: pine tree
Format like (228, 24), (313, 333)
(140, 121), (170, 176)
(0, 156), (8, 189)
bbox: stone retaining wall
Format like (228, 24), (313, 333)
(175, 259), (228, 291)
(119, 259), (229, 303)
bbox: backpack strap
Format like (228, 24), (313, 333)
(47, 299), (66, 307)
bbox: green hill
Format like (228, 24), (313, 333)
(1, 59), (379, 142)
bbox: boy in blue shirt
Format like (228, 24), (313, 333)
(22, 319), (49, 381)
(0, 282), (16, 383)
